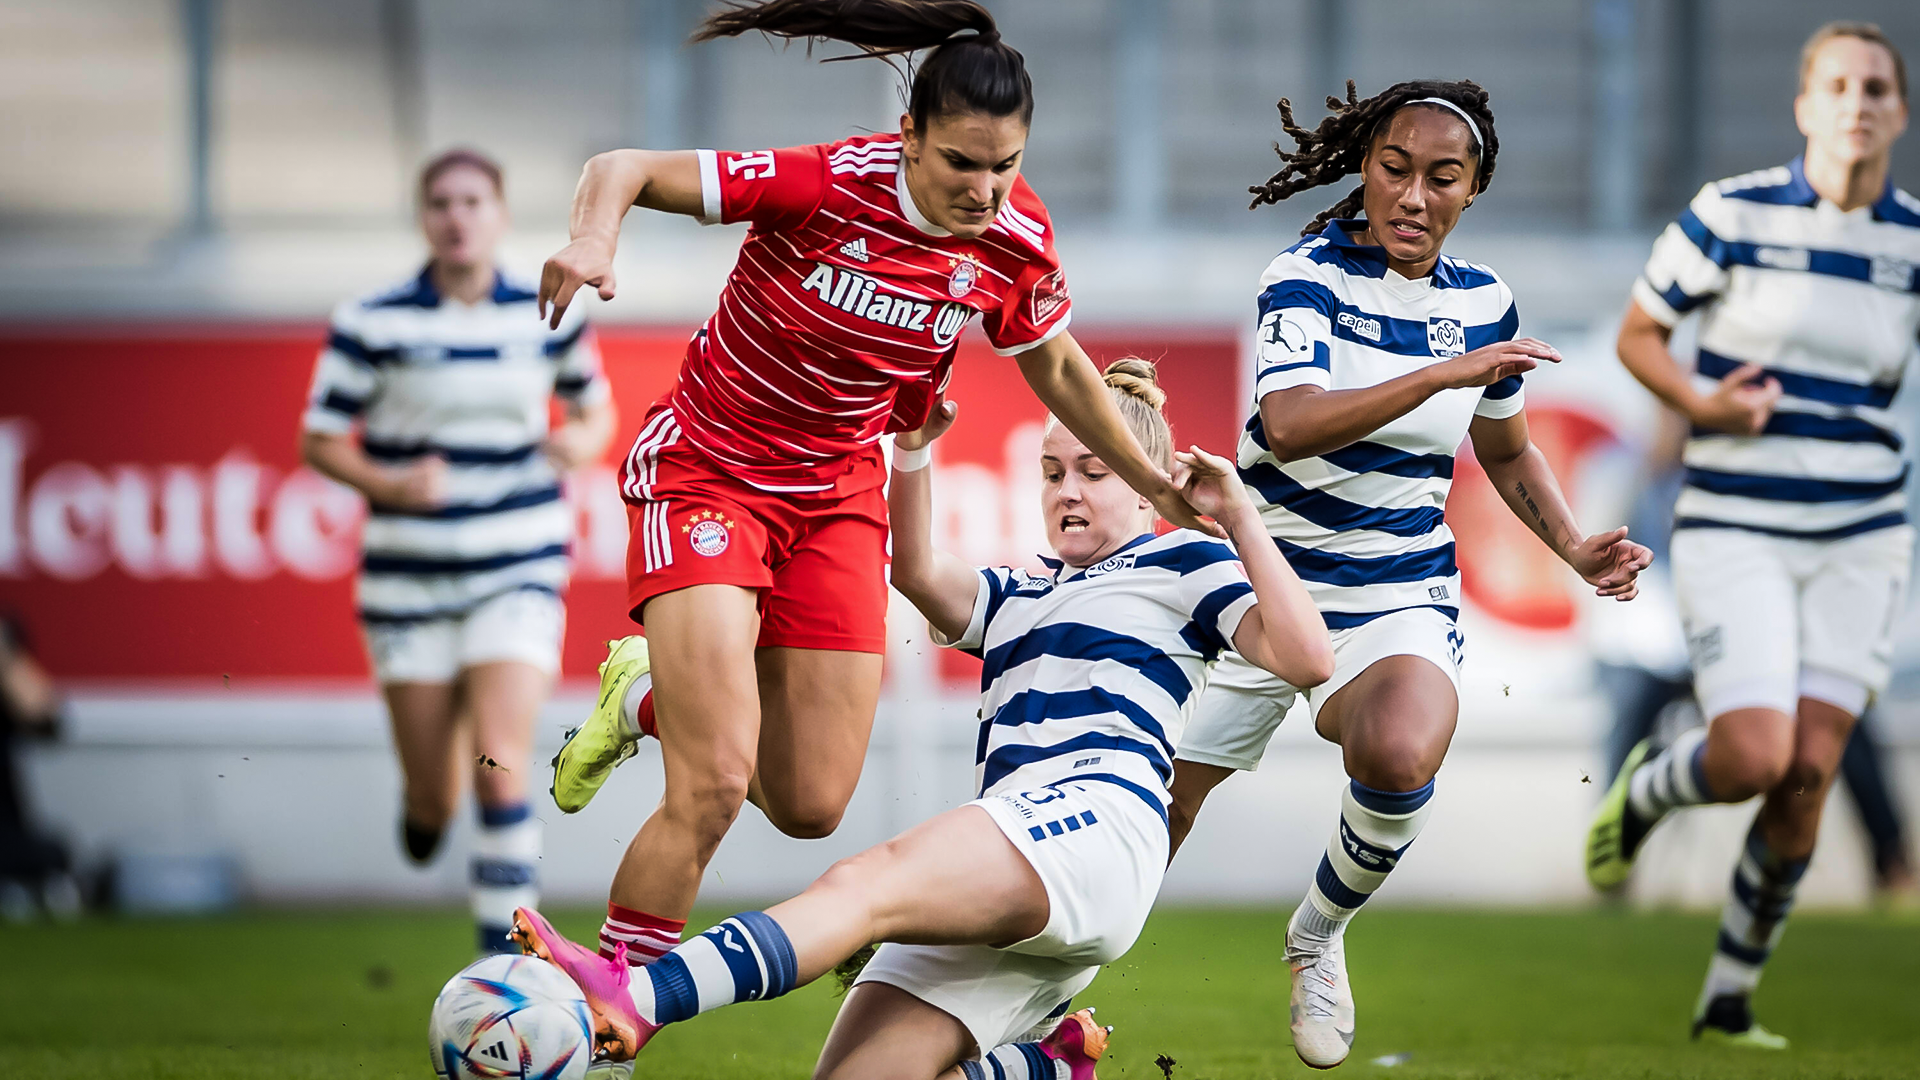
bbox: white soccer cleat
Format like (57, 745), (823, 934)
(1287, 926), (1355, 1069)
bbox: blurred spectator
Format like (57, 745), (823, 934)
(0, 613), (81, 920)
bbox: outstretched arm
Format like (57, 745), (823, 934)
(1467, 412), (1653, 600)
(886, 400), (979, 641)
(1174, 446), (1333, 687)
(1258, 338), (1560, 462)
(538, 150), (706, 328)
(1018, 332), (1219, 536)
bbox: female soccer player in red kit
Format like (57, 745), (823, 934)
(535, 0), (1212, 988)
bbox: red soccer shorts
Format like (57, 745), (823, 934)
(622, 431), (890, 654)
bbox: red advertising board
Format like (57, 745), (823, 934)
(0, 325), (1240, 686)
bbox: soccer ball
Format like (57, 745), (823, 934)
(429, 953), (595, 1080)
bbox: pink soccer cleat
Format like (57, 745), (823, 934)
(1038, 1008), (1111, 1080)
(510, 906), (657, 1061)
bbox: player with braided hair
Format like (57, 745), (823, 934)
(1171, 79), (1651, 1068)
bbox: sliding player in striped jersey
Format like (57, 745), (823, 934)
(1166, 81), (1653, 1068)
(1587, 23), (1917, 1048)
(300, 149), (615, 954)
(513, 359), (1333, 1077)
(529, 0), (1212, 1015)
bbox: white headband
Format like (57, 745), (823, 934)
(1409, 97), (1483, 153)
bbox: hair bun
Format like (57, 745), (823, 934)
(1102, 357), (1166, 410)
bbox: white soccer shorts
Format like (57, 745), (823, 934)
(1671, 524), (1912, 720)
(855, 778), (1168, 1053)
(361, 587), (566, 685)
(1177, 605), (1464, 772)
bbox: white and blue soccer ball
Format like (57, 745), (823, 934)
(429, 953), (595, 1080)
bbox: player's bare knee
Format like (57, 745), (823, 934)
(1346, 737), (1440, 794)
(766, 800), (846, 840)
(667, 769), (753, 843)
(1778, 753), (1835, 801)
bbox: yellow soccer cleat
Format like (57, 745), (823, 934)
(1586, 737), (1655, 890)
(1693, 994), (1789, 1050)
(551, 636), (651, 814)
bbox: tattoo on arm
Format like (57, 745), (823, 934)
(1514, 480), (1545, 529)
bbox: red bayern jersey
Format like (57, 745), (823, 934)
(648, 132), (1072, 496)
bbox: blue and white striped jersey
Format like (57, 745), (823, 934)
(301, 266), (608, 624)
(1634, 157), (1920, 539)
(1236, 220), (1522, 628)
(938, 530), (1257, 824)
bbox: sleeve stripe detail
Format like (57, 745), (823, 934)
(318, 389), (367, 416)
(991, 309), (1072, 357)
(1482, 373), (1523, 400)
(328, 330), (399, 367)
(696, 148), (722, 225)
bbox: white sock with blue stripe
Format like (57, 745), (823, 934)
(1293, 779), (1435, 945)
(958, 1043), (1066, 1080)
(1628, 725), (1716, 821)
(624, 911), (799, 1026)
(471, 801), (539, 954)
(1701, 820), (1808, 1003)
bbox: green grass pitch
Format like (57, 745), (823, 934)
(5, 906), (1917, 1078)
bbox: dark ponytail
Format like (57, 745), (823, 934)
(694, 0), (1034, 128)
(1248, 78), (1499, 236)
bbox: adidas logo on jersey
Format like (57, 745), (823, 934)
(798, 262), (972, 346)
(839, 238), (871, 263)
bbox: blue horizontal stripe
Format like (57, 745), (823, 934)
(1274, 537), (1456, 588)
(1692, 411), (1902, 451)
(492, 277), (540, 304)
(1715, 928), (1771, 966)
(319, 389), (366, 416)
(1320, 604), (1458, 630)
(1258, 279), (1511, 358)
(1695, 350), (1895, 409)
(1188, 582), (1253, 655)
(982, 687), (1174, 764)
(1679, 210), (1919, 294)
(328, 330), (401, 367)
(371, 484), (563, 520)
(1131, 538), (1234, 575)
(362, 543), (567, 576)
(444, 346), (501, 360)
(1671, 512), (1907, 541)
(1242, 462), (1446, 538)
(1317, 440), (1455, 480)
(471, 858), (535, 887)
(1314, 853), (1371, 910)
(1048, 772), (1170, 827)
(979, 623), (1194, 706)
(544, 323), (587, 356)
(1483, 373), (1523, 400)
(1654, 279), (1716, 316)
(1349, 778), (1434, 815)
(359, 584), (560, 625)
(1682, 466), (1907, 503)
(1730, 870), (1793, 921)
(362, 438), (542, 465)
(981, 733), (1173, 790)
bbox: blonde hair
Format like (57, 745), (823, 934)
(1045, 357), (1174, 472)
(1800, 21), (1907, 101)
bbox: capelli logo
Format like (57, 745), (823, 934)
(1336, 311), (1382, 342)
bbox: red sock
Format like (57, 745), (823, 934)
(599, 902), (684, 966)
(634, 690), (657, 739)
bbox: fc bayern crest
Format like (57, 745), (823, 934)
(1426, 317), (1466, 358)
(687, 517), (730, 557)
(948, 260), (977, 298)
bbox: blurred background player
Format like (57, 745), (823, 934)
(0, 612), (79, 922)
(299, 148), (615, 954)
(1586, 21), (1919, 1047)
(1163, 80), (1653, 1068)
(533, 0), (1212, 993)
(513, 360), (1332, 1078)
